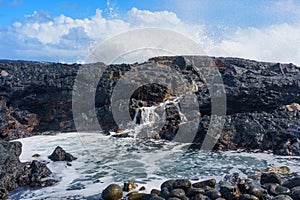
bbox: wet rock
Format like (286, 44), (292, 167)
(191, 193), (211, 200)
(291, 186), (300, 192)
(260, 194), (272, 200)
(161, 180), (175, 190)
(0, 140), (54, 197)
(168, 198), (181, 200)
(48, 146), (77, 162)
(139, 186), (146, 191)
(290, 189), (300, 199)
(204, 189), (222, 199)
(240, 194), (259, 200)
(261, 173), (283, 185)
(127, 192), (146, 200)
(160, 187), (170, 199)
(150, 189), (161, 196)
(141, 194), (165, 200)
(170, 189), (185, 197)
(192, 179), (216, 189)
(32, 153), (41, 158)
(102, 184), (123, 200)
(186, 188), (205, 197)
(172, 179), (192, 191)
(271, 195), (293, 200)
(237, 179), (252, 193)
(247, 185), (265, 198)
(282, 176), (300, 189)
(266, 184), (290, 196)
(220, 185), (240, 200)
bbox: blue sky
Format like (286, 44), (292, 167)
(0, 0), (300, 64)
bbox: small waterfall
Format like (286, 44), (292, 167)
(125, 97), (187, 139)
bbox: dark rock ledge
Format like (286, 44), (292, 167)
(0, 56), (299, 155)
(0, 140), (56, 199)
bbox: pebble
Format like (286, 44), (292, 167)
(0, 70), (8, 77)
(150, 189), (160, 196)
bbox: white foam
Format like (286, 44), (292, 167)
(9, 132), (300, 199)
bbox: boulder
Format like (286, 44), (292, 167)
(48, 146), (77, 162)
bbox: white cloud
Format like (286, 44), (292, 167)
(208, 22), (300, 65)
(1, 6), (300, 65)
(270, 0), (300, 20)
(128, 7), (181, 26)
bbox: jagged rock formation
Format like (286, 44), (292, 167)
(0, 57), (299, 156)
(0, 140), (56, 198)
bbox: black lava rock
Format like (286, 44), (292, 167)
(261, 173), (283, 185)
(48, 146), (77, 162)
(282, 176), (300, 189)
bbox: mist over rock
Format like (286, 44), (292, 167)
(0, 56), (299, 155)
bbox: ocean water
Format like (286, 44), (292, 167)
(9, 132), (300, 200)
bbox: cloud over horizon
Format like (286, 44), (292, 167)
(0, 4), (300, 65)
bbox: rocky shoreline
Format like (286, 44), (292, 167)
(0, 140), (57, 199)
(0, 56), (299, 198)
(100, 168), (300, 200)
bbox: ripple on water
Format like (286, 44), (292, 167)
(8, 132), (300, 199)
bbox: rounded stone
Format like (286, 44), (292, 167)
(141, 194), (165, 200)
(170, 189), (185, 197)
(127, 192), (146, 200)
(186, 188), (205, 197)
(192, 179), (216, 189)
(220, 185), (240, 200)
(150, 189), (161, 196)
(247, 185), (265, 198)
(261, 173), (283, 185)
(161, 180), (174, 190)
(191, 193), (211, 200)
(282, 176), (300, 189)
(172, 179), (192, 191)
(291, 190), (300, 199)
(291, 186), (300, 192)
(271, 195), (293, 200)
(268, 184), (290, 196)
(102, 184), (123, 200)
(205, 189), (222, 199)
(240, 194), (259, 200)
